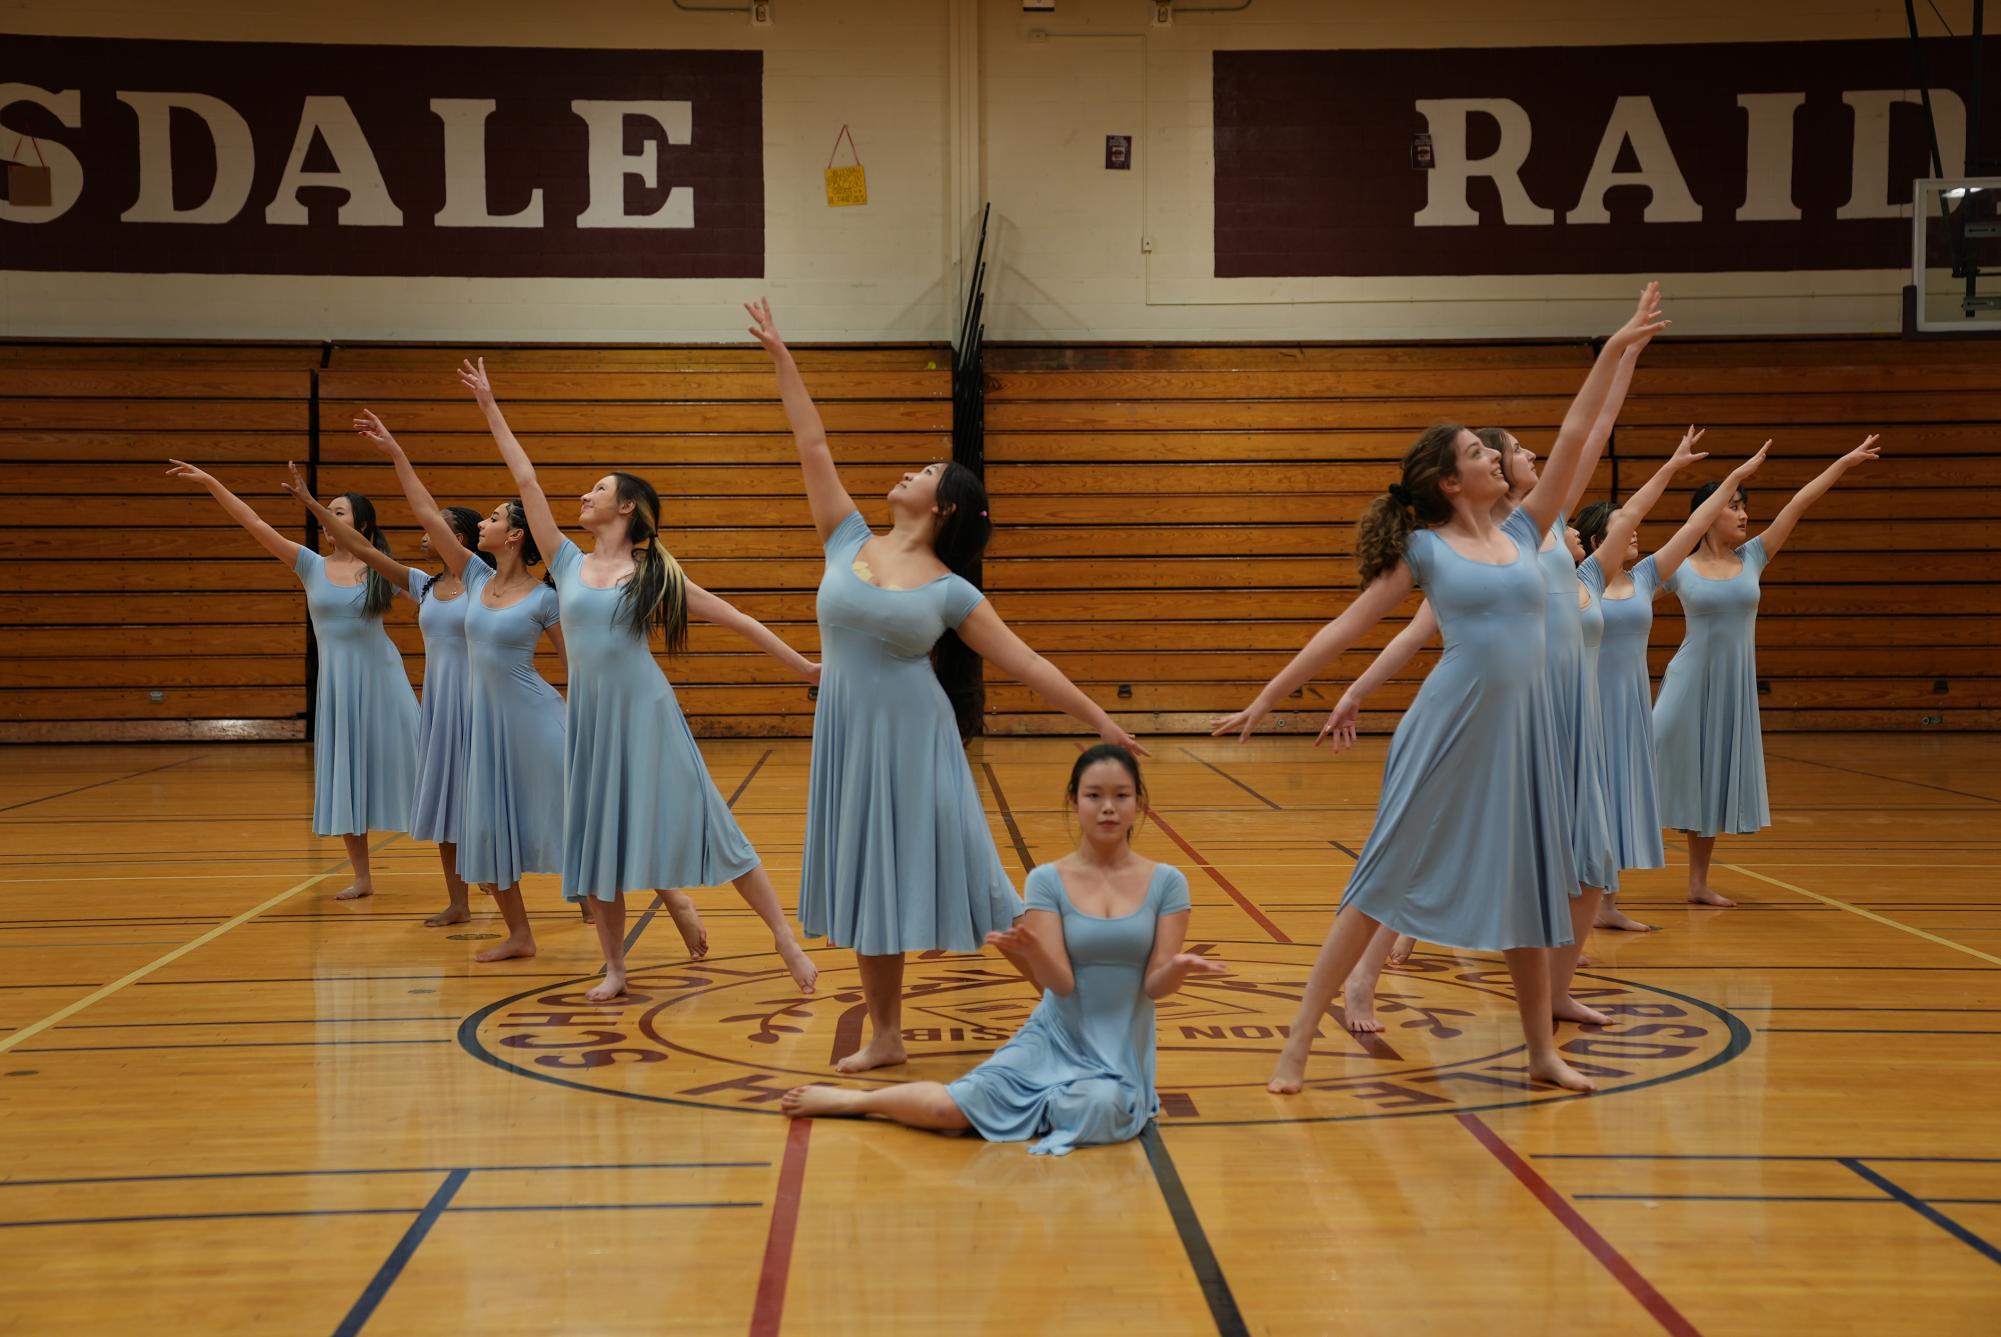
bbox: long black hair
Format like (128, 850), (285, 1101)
(1575, 499), (1615, 556)
(930, 461), (993, 740)
(611, 472), (690, 652)
(504, 499), (556, 588)
(420, 505), (491, 602)
(339, 492), (398, 617)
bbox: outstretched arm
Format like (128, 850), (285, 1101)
(352, 411), (471, 577)
(166, 461), (301, 567)
(1652, 445), (1772, 584)
(458, 358), (565, 566)
(986, 912), (1073, 996)
(1316, 599), (1440, 751)
(1210, 563), (1417, 741)
(954, 601), (1147, 756)
(1519, 283), (1670, 536)
(746, 298), (857, 543)
(281, 462), (416, 588)
(1143, 911), (1228, 1000)
(1756, 435), (1882, 559)
(1596, 426), (1709, 565)
(1560, 342), (1645, 519)
(685, 582), (819, 685)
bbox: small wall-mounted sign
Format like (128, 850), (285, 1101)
(1105, 134), (1132, 170)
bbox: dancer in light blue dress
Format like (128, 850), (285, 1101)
(459, 358), (822, 1001)
(782, 746), (1226, 1154)
(172, 460), (416, 901)
(1573, 428), (1752, 931)
(294, 460), (490, 926)
(1654, 435), (1883, 907)
(749, 298), (1147, 1076)
(1211, 284), (1669, 1096)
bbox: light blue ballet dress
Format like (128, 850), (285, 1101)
(947, 862), (1190, 1156)
(407, 567), (472, 847)
(1539, 517), (1617, 892)
(1580, 554), (1666, 870)
(293, 549), (417, 837)
(800, 512), (1019, 955)
(550, 540), (758, 902)
(456, 563), (565, 889)
(1339, 509), (1575, 950)
(1654, 538), (1772, 837)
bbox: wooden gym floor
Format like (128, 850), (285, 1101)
(0, 734), (1996, 1335)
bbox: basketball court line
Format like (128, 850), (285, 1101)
(748, 1118), (813, 1337)
(0, 755), (202, 815)
(978, 760), (1036, 873)
(1719, 862), (2001, 966)
(1175, 747), (1283, 812)
(0, 834), (401, 1056)
(1764, 751), (2001, 806)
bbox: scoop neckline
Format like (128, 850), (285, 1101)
(1430, 527), (1523, 569)
(1050, 862), (1160, 921)
(850, 535), (951, 592)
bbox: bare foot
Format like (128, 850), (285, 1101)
(1687, 887), (1737, 908)
(1553, 996), (1611, 1026)
(1577, 952), (1595, 967)
(1387, 934), (1416, 966)
(1528, 1054), (1598, 1092)
(424, 904), (470, 928)
(781, 1084), (867, 1118)
(834, 1036), (908, 1074)
(776, 936), (818, 993)
(1595, 904), (1655, 932)
(334, 882), (374, 901)
(584, 968), (627, 1003)
(661, 891), (709, 959)
(1267, 1041), (1310, 1094)
(1342, 977), (1384, 1033)
(475, 934), (537, 963)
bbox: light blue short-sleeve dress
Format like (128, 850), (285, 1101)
(408, 567), (472, 847)
(456, 562), (566, 890)
(1581, 554), (1666, 870)
(1538, 516), (1617, 893)
(549, 539), (758, 903)
(800, 511), (1019, 955)
(1654, 538), (1772, 837)
(293, 549), (418, 837)
(946, 862), (1191, 1156)
(1339, 509), (1576, 950)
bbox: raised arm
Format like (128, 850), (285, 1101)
(1595, 426), (1709, 565)
(746, 298), (857, 542)
(165, 460), (301, 567)
(685, 582), (819, 685)
(1652, 444), (1771, 583)
(1756, 435), (1881, 559)
(955, 602), (1147, 756)
(1317, 599), (1440, 751)
(1143, 910), (1228, 1001)
(352, 410), (472, 577)
(1560, 341), (1645, 519)
(986, 912), (1073, 996)
(281, 461), (417, 588)
(1519, 283), (1669, 536)
(1209, 563), (1417, 741)
(458, 358), (565, 565)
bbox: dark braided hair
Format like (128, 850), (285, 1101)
(421, 505), (490, 602)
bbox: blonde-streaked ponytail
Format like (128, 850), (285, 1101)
(612, 471), (690, 653)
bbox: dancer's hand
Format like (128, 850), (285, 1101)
(745, 297), (788, 358)
(1100, 724), (1150, 759)
(1609, 281), (1670, 348)
(985, 925), (1038, 958)
(353, 409), (404, 457)
(457, 357), (497, 406)
(164, 459), (216, 487)
(280, 461), (324, 510)
(1729, 441), (1772, 482)
(1210, 700), (1270, 742)
(1165, 953), (1228, 980)
(1838, 434), (1882, 471)
(1667, 426), (1708, 472)
(1315, 693), (1362, 752)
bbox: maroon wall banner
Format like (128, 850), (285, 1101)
(0, 35), (763, 277)
(1214, 37), (2001, 277)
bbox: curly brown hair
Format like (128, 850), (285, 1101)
(1355, 423), (1467, 587)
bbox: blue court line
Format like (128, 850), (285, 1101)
(1536, 1154), (2001, 1163)
(331, 1170), (466, 1337)
(2, 1160), (769, 1188)
(18, 1039), (454, 1053)
(1840, 1160), (2001, 1266)
(0, 1202), (767, 1232)
(1574, 1194), (2001, 1205)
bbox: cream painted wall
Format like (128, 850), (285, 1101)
(0, 0), (1976, 340)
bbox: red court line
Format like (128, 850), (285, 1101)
(1144, 807), (1292, 944)
(748, 1117), (813, 1337)
(1458, 1114), (1702, 1336)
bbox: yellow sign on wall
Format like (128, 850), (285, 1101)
(824, 125), (867, 207)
